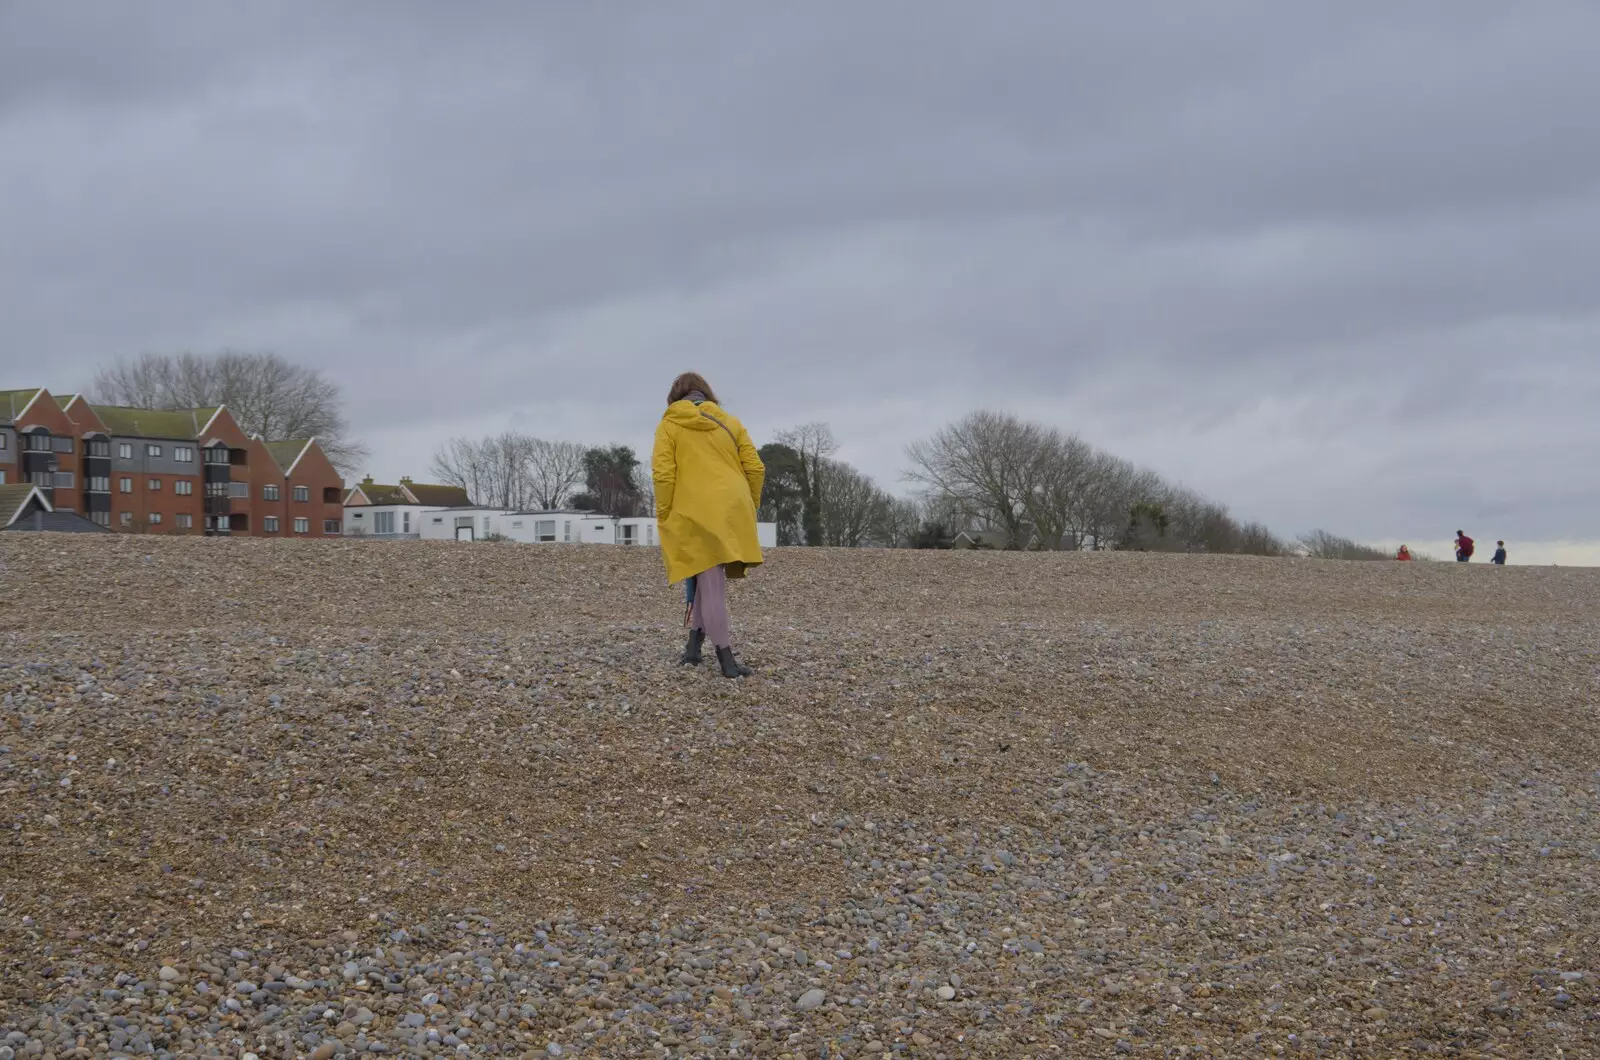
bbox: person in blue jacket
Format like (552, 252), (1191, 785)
(1491, 541), (1507, 565)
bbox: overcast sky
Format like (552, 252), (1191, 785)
(4, 2), (1596, 562)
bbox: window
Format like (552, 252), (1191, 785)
(433, 517), (443, 524)
(482, 516), (490, 534)
(0, 470), (6, 484)
(374, 511), (395, 534)
(0, 432), (6, 450)
(52, 435), (74, 453)
(174, 446), (194, 462)
(120, 512), (132, 527)
(91, 510), (110, 527)
(402, 512), (411, 534)
(174, 480), (193, 496)
(264, 516), (280, 532)
(293, 485), (309, 502)
(24, 433), (52, 452)
(149, 512), (163, 525)
(148, 478), (162, 491)
(29, 470), (52, 487)
(511, 520), (524, 529)
(564, 521), (572, 542)
(87, 476), (110, 493)
(323, 519), (341, 534)
(54, 471), (74, 488)
(176, 513), (193, 529)
(229, 482), (249, 498)
(535, 519), (556, 542)
(120, 477), (132, 493)
(87, 439), (109, 458)
(293, 517), (309, 533)
(146, 444), (162, 458)
(204, 447), (229, 465)
(205, 481), (228, 498)
(263, 484), (280, 501)
(118, 442), (133, 459)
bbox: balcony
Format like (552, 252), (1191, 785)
(204, 495), (232, 516)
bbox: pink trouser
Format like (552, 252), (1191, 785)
(690, 564), (732, 649)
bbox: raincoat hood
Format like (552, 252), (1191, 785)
(663, 399), (727, 431)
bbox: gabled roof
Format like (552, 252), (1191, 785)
(53, 393), (77, 410)
(0, 483), (52, 527)
(3, 508), (111, 533)
(264, 438), (314, 475)
(405, 483), (472, 507)
(0, 388), (44, 426)
(350, 481), (406, 504)
(89, 404), (221, 440)
(345, 477), (473, 507)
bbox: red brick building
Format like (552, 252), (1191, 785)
(0, 387), (345, 537)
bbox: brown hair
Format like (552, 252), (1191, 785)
(667, 372), (717, 405)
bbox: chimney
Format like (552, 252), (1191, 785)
(361, 475), (374, 486)
(400, 476), (413, 485)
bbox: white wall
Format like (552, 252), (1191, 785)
(491, 511), (613, 543)
(403, 509), (779, 547)
(343, 503), (436, 538)
(416, 507), (513, 540)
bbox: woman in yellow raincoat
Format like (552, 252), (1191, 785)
(652, 372), (766, 677)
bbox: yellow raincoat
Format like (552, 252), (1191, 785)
(652, 399), (766, 585)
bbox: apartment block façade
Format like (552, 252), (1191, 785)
(0, 387), (344, 536)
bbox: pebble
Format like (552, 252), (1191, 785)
(1, 538), (1596, 1058)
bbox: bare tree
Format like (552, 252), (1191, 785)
(775, 422), (837, 546)
(430, 437), (494, 507)
(525, 439), (587, 510)
(90, 350), (369, 474)
(817, 458), (889, 547)
(429, 433), (595, 510)
(1020, 430), (1096, 550)
(631, 461), (656, 517)
(904, 411), (1046, 547)
(1298, 530), (1393, 561)
(876, 496), (924, 548)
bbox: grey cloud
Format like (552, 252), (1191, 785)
(3, 1), (1597, 547)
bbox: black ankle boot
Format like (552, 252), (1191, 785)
(681, 628), (705, 665)
(716, 646), (753, 678)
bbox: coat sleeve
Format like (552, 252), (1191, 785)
(651, 420), (677, 521)
(734, 419), (765, 511)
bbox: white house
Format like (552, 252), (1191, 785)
(344, 476), (478, 539)
(412, 508), (779, 547)
(491, 509), (614, 544)
(416, 506), (518, 541)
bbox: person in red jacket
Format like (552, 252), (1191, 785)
(1397, 545), (1413, 561)
(1455, 531), (1475, 562)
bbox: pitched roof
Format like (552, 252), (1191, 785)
(264, 439), (313, 474)
(3, 508), (111, 533)
(0, 388), (43, 425)
(345, 477), (474, 507)
(405, 483), (472, 507)
(53, 393), (77, 410)
(0, 483), (50, 527)
(89, 404), (220, 440)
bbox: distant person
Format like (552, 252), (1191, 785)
(1396, 545), (1412, 561)
(652, 372), (766, 678)
(1455, 530), (1475, 563)
(1492, 540), (1507, 565)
